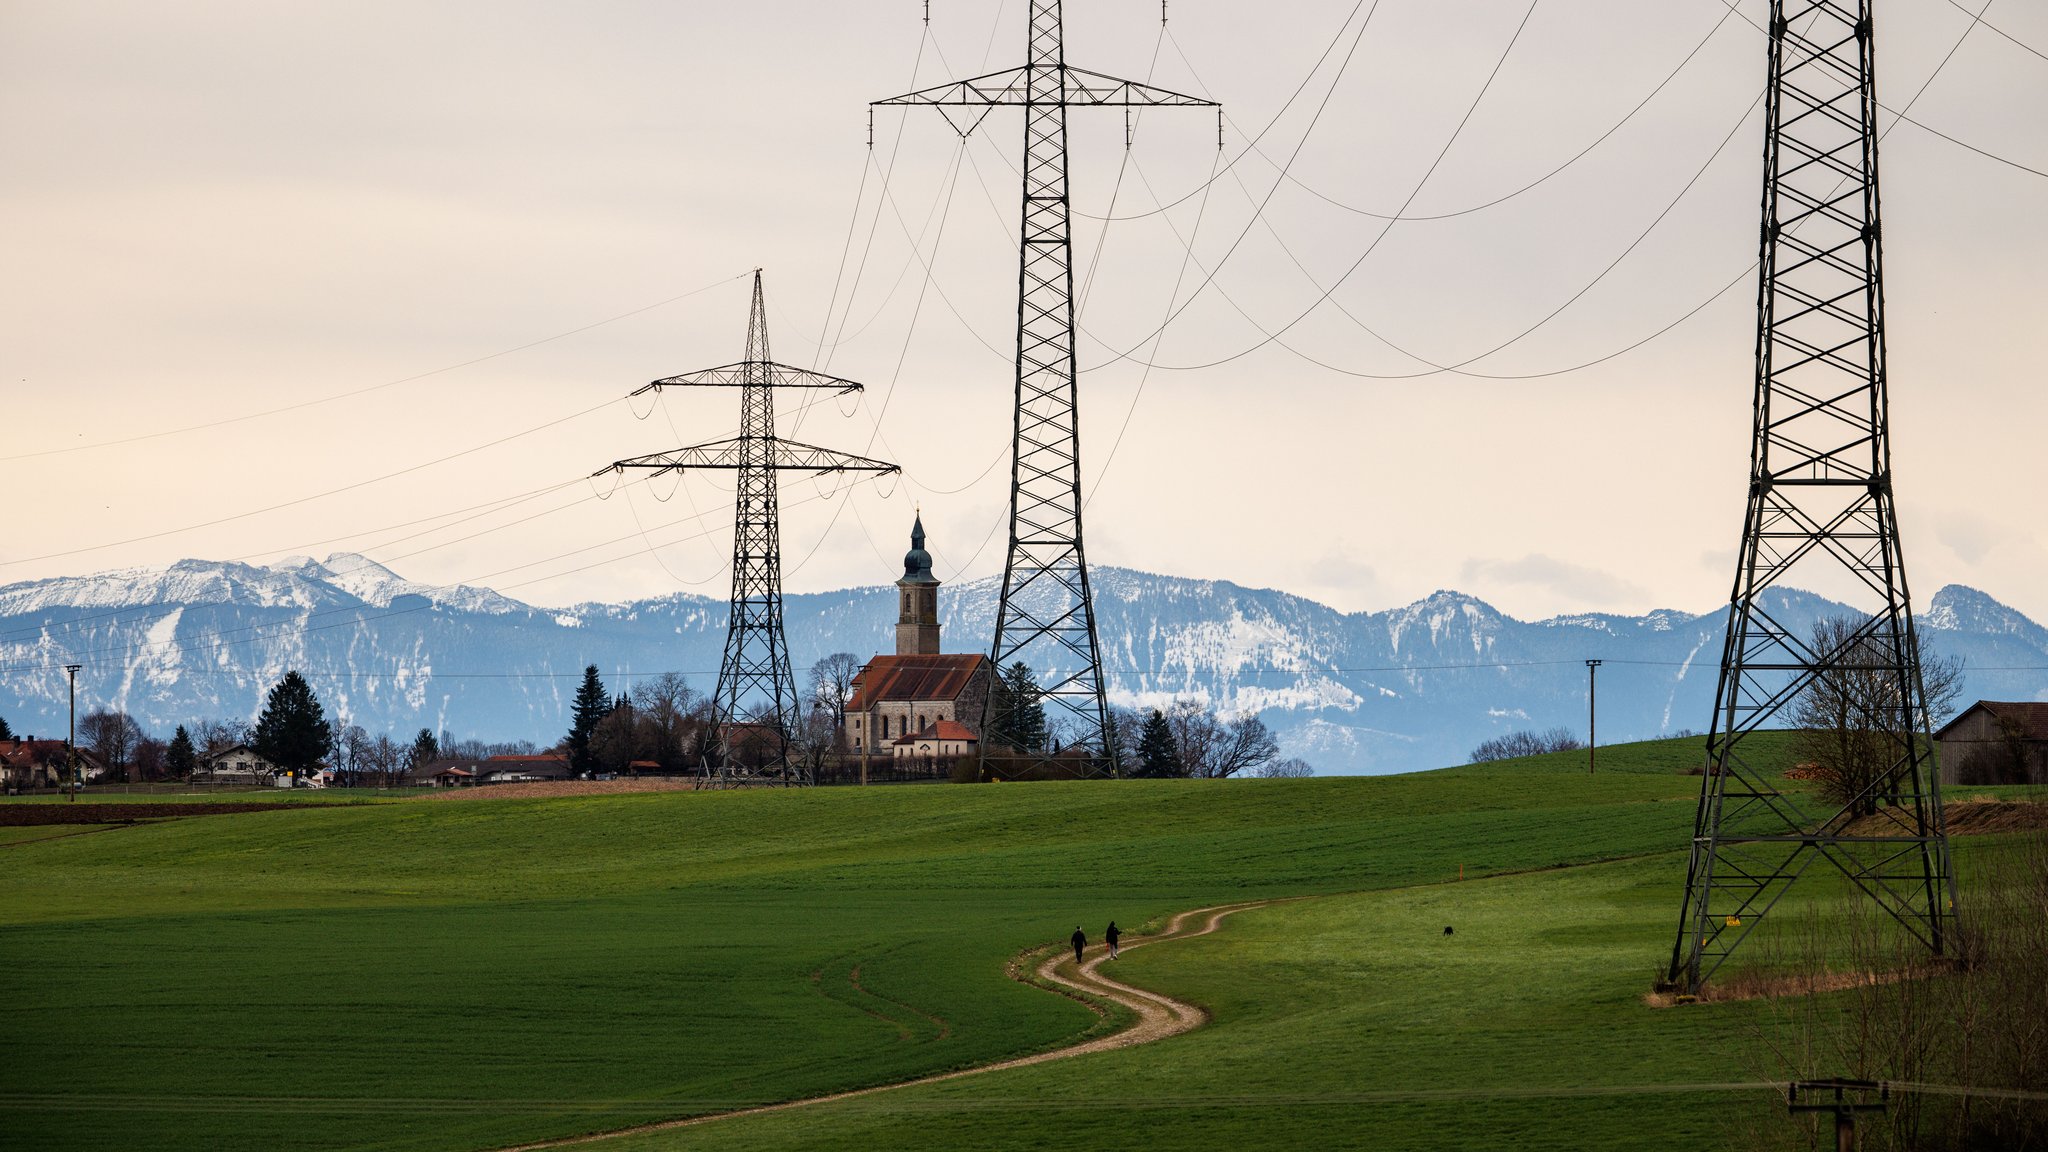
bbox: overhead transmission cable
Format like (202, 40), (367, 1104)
(1185, 4), (1739, 223)
(0, 478), (851, 676)
(1, 271), (750, 463)
(0, 386), (851, 646)
(1941, 0), (2048, 63)
(1708, 0), (2048, 179)
(1105, 82), (1763, 380)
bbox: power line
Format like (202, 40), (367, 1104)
(1, 272), (751, 463)
(0, 387), (859, 648)
(1188, 4), (1740, 223)
(1710, 0), (2048, 179)
(1943, 0), (2048, 63)
(0, 395), (624, 570)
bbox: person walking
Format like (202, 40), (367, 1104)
(1070, 925), (1087, 965)
(1105, 921), (1121, 960)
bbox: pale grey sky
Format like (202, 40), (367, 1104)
(3, 0), (2043, 623)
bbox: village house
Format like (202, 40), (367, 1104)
(891, 718), (980, 766)
(476, 753), (573, 784)
(843, 516), (989, 773)
(196, 743), (283, 785)
(1936, 700), (2048, 785)
(0, 737), (107, 792)
(413, 753), (573, 787)
(411, 758), (483, 787)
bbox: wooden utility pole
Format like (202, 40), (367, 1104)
(1585, 659), (1601, 775)
(64, 663), (80, 801)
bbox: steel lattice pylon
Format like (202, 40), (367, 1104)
(875, 1), (1217, 775)
(1669, 0), (1954, 994)
(592, 272), (898, 783)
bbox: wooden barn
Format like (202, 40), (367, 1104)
(1935, 701), (2048, 786)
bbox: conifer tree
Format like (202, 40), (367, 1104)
(252, 671), (332, 777)
(991, 662), (1048, 753)
(0, 714), (12, 741)
(1134, 709), (1184, 778)
(567, 665), (608, 775)
(408, 728), (440, 770)
(166, 725), (197, 780)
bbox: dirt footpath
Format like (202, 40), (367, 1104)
(494, 899), (1274, 1151)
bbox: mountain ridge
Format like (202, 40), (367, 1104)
(0, 553), (2041, 774)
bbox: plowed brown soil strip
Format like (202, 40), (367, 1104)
(0, 802), (295, 826)
(494, 900), (1272, 1151)
(435, 779), (706, 800)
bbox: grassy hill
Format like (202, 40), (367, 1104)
(0, 733), (1909, 1151)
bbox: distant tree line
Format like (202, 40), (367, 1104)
(1109, 698), (1294, 779)
(565, 666), (722, 776)
(7, 669), (537, 788)
(1469, 728), (1584, 763)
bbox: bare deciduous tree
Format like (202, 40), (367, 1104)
(1469, 728), (1584, 763)
(79, 709), (144, 782)
(787, 706), (840, 783)
(809, 654), (862, 732)
(363, 733), (404, 786)
(192, 718), (252, 758)
(1161, 699), (1282, 779)
(333, 724), (370, 785)
(631, 672), (701, 772)
(1255, 757), (1315, 779)
(590, 703), (645, 775)
(1790, 615), (1962, 816)
(1105, 705), (1148, 773)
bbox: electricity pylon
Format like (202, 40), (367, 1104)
(593, 271), (898, 783)
(1668, 0), (1953, 995)
(874, 1), (1217, 776)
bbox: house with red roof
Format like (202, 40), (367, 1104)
(0, 737), (105, 791)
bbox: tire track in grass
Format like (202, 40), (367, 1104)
(492, 899), (1276, 1151)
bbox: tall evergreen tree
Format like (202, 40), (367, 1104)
(166, 725), (197, 780)
(252, 671), (332, 777)
(990, 662), (1048, 753)
(1134, 709), (1184, 778)
(567, 664), (608, 775)
(407, 728), (440, 771)
(0, 714), (13, 741)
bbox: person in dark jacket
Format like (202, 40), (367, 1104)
(1070, 925), (1087, 964)
(1106, 920), (1121, 959)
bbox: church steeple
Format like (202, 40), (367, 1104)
(896, 512), (941, 655)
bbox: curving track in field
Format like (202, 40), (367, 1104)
(495, 900), (1273, 1151)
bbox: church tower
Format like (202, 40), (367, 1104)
(896, 513), (941, 656)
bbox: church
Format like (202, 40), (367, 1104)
(843, 515), (990, 768)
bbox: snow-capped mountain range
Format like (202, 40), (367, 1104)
(1, 553), (2043, 775)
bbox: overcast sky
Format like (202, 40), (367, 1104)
(3, 0), (2043, 625)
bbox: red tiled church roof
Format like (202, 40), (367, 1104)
(848, 654), (987, 712)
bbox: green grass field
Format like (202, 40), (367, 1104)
(1, 733), (1943, 1151)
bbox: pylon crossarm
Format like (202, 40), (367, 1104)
(1059, 67), (1215, 106)
(874, 64), (1213, 109)
(873, 66), (1033, 106)
(633, 362), (866, 396)
(597, 438), (900, 478)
